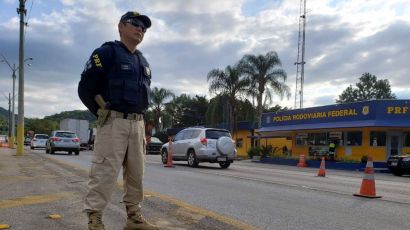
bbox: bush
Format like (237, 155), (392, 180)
(337, 156), (360, 163)
(247, 146), (261, 158)
(260, 145), (273, 158)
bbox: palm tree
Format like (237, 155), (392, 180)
(150, 87), (174, 132)
(207, 65), (250, 133)
(238, 51), (290, 128)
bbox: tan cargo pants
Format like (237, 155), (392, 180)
(84, 114), (145, 212)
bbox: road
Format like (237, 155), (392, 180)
(32, 148), (410, 230)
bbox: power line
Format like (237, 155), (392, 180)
(24, 0), (34, 42)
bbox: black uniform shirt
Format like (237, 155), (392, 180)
(78, 41), (144, 116)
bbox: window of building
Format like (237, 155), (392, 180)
(295, 133), (308, 146)
(404, 132), (410, 147)
(308, 133), (327, 146)
(346, 131), (362, 146)
(369, 131), (386, 146)
(327, 132), (344, 146)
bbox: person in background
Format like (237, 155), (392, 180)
(328, 141), (336, 160)
(78, 11), (157, 230)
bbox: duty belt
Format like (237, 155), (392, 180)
(110, 110), (144, 121)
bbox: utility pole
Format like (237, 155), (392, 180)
(7, 93), (11, 142)
(1, 56), (32, 149)
(11, 65), (16, 148)
(17, 0), (26, 156)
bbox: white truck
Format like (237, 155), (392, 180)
(60, 119), (90, 149)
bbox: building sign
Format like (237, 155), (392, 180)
(262, 100), (410, 127)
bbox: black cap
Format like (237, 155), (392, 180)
(120, 11), (151, 28)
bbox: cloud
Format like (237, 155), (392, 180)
(0, 0), (409, 118)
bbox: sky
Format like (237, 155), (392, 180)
(0, 0), (409, 118)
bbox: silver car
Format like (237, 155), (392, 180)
(30, 134), (49, 149)
(161, 127), (236, 168)
(46, 130), (80, 155)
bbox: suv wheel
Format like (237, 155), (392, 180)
(161, 149), (168, 164)
(75, 150), (79, 155)
(45, 147), (49, 154)
(187, 150), (199, 167)
(219, 161), (231, 169)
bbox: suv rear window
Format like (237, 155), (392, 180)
(56, 132), (76, 138)
(205, 130), (231, 139)
(35, 134), (48, 139)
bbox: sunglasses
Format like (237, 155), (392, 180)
(125, 19), (147, 33)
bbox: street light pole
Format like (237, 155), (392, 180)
(11, 65), (17, 148)
(17, 0), (26, 156)
(1, 58), (31, 149)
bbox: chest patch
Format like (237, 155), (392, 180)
(121, 63), (132, 71)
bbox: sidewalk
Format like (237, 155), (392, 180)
(0, 147), (248, 230)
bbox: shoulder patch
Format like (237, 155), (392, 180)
(144, 66), (151, 78)
(92, 54), (103, 68)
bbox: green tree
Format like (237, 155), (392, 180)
(180, 95), (208, 127)
(337, 72), (396, 103)
(264, 104), (289, 113)
(238, 51), (290, 128)
(150, 87), (174, 132)
(163, 94), (208, 128)
(205, 94), (256, 129)
(207, 65), (250, 133)
(25, 118), (59, 135)
(0, 116), (8, 135)
(205, 94), (230, 127)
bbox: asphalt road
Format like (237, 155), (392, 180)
(34, 148), (410, 230)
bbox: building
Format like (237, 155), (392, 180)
(222, 122), (291, 159)
(258, 100), (410, 162)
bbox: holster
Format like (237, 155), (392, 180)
(96, 108), (110, 127)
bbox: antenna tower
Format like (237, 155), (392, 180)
(294, 0), (307, 109)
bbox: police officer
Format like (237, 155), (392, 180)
(78, 11), (157, 230)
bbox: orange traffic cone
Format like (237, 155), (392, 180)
(354, 156), (381, 198)
(164, 139), (175, 168)
(297, 154), (308, 167)
(317, 157), (326, 177)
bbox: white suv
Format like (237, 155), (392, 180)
(161, 127), (236, 169)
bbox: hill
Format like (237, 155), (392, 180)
(0, 107), (9, 119)
(44, 110), (96, 123)
(0, 107), (96, 135)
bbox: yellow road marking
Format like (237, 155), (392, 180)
(0, 224), (10, 229)
(47, 157), (259, 229)
(0, 192), (72, 209)
(48, 214), (62, 219)
(146, 189), (259, 230)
